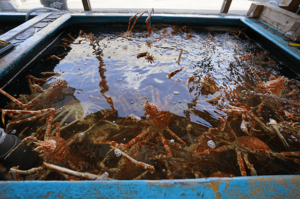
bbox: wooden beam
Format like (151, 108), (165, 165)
(286, 22), (300, 41)
(220, 0), (232, 13)
(82, 0), (92, 11)
(247, 3), (264, 18)
(280, 0), (300, 13)
(259, 4), (300, 33)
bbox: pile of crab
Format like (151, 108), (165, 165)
(1, 10), (300, 181)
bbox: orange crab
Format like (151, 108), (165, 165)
(187, 74), (220, 95)
(195, 122), (300, 176)
(6, 123), (108, 180)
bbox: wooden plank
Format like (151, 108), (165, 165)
(259, 4), (300, 33)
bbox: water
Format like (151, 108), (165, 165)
(1, 23), (300, 180)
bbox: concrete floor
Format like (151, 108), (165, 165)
(14, 0), (259, 15)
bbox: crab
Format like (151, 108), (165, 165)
(0, 79), (74, 131)
(186, 74), (220, 95)
(121, 11), (147, 38)
(218, 100), (289, 147)
(195, 121), (300, 176)
(6, 122), (109, 180)
(243, 67), (299, 121)
(94, 98), (186, 160)
(52, 99), (105, 130)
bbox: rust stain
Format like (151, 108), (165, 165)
(208, 180), (221, 199)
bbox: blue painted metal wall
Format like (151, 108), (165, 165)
(1, 176), (300, 198)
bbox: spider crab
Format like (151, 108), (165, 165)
(121, 8), (154, 38)
(0, 79), (74, 131)
(186, 74), (220, 95)
(244, 67), (299, 121)
(52, 99), (107, 130)
(195, 121), (300, 176)
(217, 100), (289, 147)
(93, 98), (186, 176)
(5, 122), (108, 180)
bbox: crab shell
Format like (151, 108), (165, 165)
(234, 136), (272, 155)
(256, 77), (286, 97)
(38, 136), (70, 165)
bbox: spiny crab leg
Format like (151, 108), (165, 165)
(1, 108), (55, 135)
(269, 119), (289, 147)
(0, 88), (42, 108)
(166, 128), (186, 145)
(26, 75), (49, 83)
(130, 11), (147, 32)
(41, 72), (61, 76)
(43, 162), (109, 180)
(127, 13), (139, 32)
(177, 49), (184, 64)
(168, 66), (186, 79)
(10, 165), (44, 176)
(159, 133), (173, 156)
(112, 147), (155, 173)
(145, 8), (154, 35)
(5, 136), (38, 159)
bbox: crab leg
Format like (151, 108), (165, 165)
(166, 128), (186, 145)
(128, 133), (155, 156)
(242, 153), (257, 176)
(163, 160), (173, 179)
(113, 148), (155, 173)
(176, 49), (184, 64)
(44, 162), (109, 180)
(269, 119), (289, 147)
(145, 8), (154, 35)
(41, 72), (61, 76)
(195, 145), (234, 157)
(0, 89), (42, 108)
(10, 166), (44, 175)
(240, 114), (250, 135)
(26, 75), (49, 83)
(127, 13), (139, 31)
(124, 125), (149, 149)
(168, 66), (186, 79)
(284, 110), (300, 121)
(236, 149), (247, 176)
(94, 140), (123, 149)
(130, 11), (147, 32)
(160, 133), (173, 156)
(5, 136), (38, 159)
(67, 131), (85, 146)
(0, 163), (19, 180)
(133, 170), (150, 180)
(186, 124), (194, 144)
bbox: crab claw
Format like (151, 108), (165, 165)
(269, 119), (289, 147)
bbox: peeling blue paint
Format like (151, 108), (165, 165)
(0, 176), (300, 198)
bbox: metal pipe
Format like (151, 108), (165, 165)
(25, 7), (59, 21)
